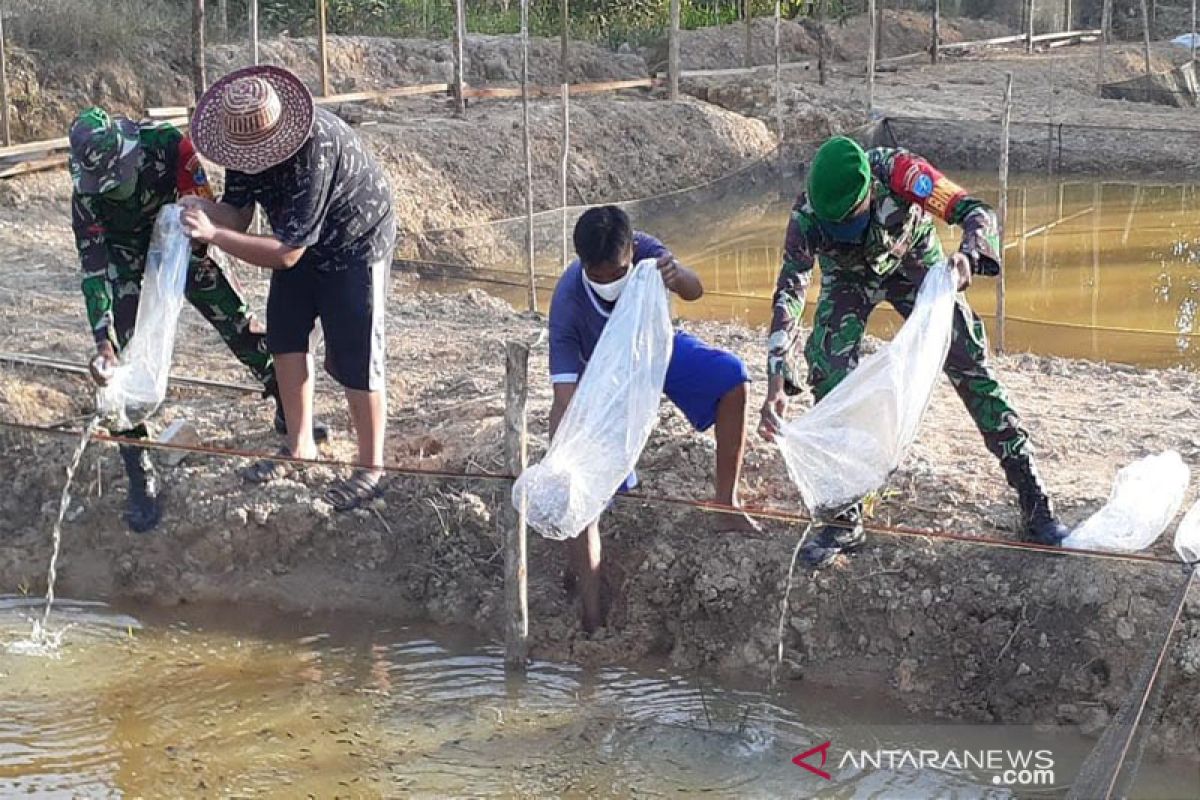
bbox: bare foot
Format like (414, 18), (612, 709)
(710, 507), (764, 535)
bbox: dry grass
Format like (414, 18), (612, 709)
(4, 0), (183, 61)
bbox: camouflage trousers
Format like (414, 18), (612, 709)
(106, 239), (275, 391)
(804, 258), (1031, 464)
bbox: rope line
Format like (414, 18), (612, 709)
(0, 417), (1186, 569)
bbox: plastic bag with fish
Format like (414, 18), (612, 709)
(514, 260), (673, 539)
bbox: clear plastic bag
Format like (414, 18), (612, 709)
(777, 263), (957, 513)
(1062, 451), (1190, 552)
(96, 205), (191, 428)
(1173, 497), (1200, 564)
(514, 260), (673, 539)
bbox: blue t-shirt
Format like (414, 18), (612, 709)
(548, 232), (670, 383)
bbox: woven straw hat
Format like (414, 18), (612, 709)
(191, 65), (315, 174)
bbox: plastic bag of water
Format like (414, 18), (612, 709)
(1171, 496), (1200, 564)
(1063, 451), (1190, 552)
(513, 260), (673, 539)
(96, 204), (191, 428)
(776, 263), (957, 513)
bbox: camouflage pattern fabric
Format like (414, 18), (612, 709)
(771, 146), (1029, 463)
(71, 120), (273, 388)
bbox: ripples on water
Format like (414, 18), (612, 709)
(2, 597), (1197, 798)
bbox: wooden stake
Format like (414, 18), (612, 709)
(1098, 0), (1111, 94)
(1027, 0), (1035, 54)
(453, 0), (466, 114)
(1193, 0), (1197, 63)
(931, 0), (940, 64)
(1063, 0), (1070, 32)
(0, 10), (10, 148)
(249, 0), (260, 65)
(997, 72), (1013, 354)
(560, 0), (570, 270)
(774, 0), (783, 148)
(218, 0), (228, 42)
(316, 0), (330, 96)
(817, 0), (827, 86)
(669, 0), (680, 101)
(521, 0), (538, 314)
(743, 0), (752, 69)
(867, 0), (876, 111)
(1140, 0), (1152, 77)
(502, 341), (530, 670)
(192, 0), (207, 102)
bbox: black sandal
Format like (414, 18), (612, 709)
(242, 447), (296, 484)
(324, 469), (385, 512)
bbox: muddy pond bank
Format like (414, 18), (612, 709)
(0, 287), (1197, 763)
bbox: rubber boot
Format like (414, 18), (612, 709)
(1002, 455), (1069, 545)
(119, 444), (163, 534)
(801, 503), (867, 570)
(266, 380), (329, 442)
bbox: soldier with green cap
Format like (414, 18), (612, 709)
(68, 106), (325, 532)
(758, 136), (1068, 568)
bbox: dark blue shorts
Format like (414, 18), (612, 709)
(265, 256), (389, 392)
(619, 330), (749, 493)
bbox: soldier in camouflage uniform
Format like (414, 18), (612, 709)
(69, 107), (322, 533)
(758, 136), (1067, 568)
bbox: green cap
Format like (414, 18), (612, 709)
(68, 107), (141, 195)
(806, 136), (871, 222)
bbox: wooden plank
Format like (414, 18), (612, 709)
(148, 106), (190, 118)
(1, 11), (10, 147)
(0, 136), (70, 160)
(669, 0), (680, 100)
(0, 155), (68, 180)
(463, 78), (656, 100)
(317, 83), (450, 105)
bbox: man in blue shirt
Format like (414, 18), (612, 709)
(548, 205), (755, 632)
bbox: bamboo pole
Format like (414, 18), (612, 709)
(453, 0), (466, 114)
(316, 0), (330, 96)
(817, 0), (827, 86)
(1140, 0), (1152, 77)
(743, 0), (752, 69)
(997, 73), (1013, 354)
(192, 0), (207, 101)
(520, 0), (537, 313)
(774, 0), (782, 149)
(502, 341), (530, 670)
(0, 10), (10, 148)
(1098, 0), (1111, 94)
(1027, 0), (1035, 54)
(931, 0), (940, 64)
(867, 0), (877, 111)
(560, 0), (570, 270)
(249, 0), (260, 65)
(669, 0), (680, 100)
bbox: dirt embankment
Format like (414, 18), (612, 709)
(1, 32), (648, 143)
(0, 279), (1197, 758)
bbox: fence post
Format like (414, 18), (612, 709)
(1193, 0), (1197, 64)
(453, 0), (466, 114)
(669, 0), (680, 101)
(1097, 0), (1111, 95)
(1140, 0), (1152, 77)
(503, 341), (530, 670)
(817, 0), (827, 86)
(521, 0), (538, 314)
(193, 0), (207, 101)
(997, 72), (1013, 354)
(249, 0), (260, 66)
(1027, 0), (1035, 54)
(0, 9), (10, 148)
(1063, 0), (1070, 32)
(218, 0), (228, 42)
(560, 0), (570, 271)
(316, 0), (330, 96)
(931, 0), (940, 64)
(867, 0), (876, 111)
(743, 0), (752, 69)
(774, 0), (783, 150)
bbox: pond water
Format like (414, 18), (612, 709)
(441, 174), (1200, 369)
(3, 596), (1197, 798)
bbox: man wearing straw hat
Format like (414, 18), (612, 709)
(758, 136), (1068, 568)
(68, 106), (307, 533)
(181, 65), (395, 511)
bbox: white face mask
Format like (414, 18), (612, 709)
(585, 269), (631, 302)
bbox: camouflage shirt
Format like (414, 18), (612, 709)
(768, 147), (1001, 392)
(72, 122), (212, 346)
(222, 107), (395, 273)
